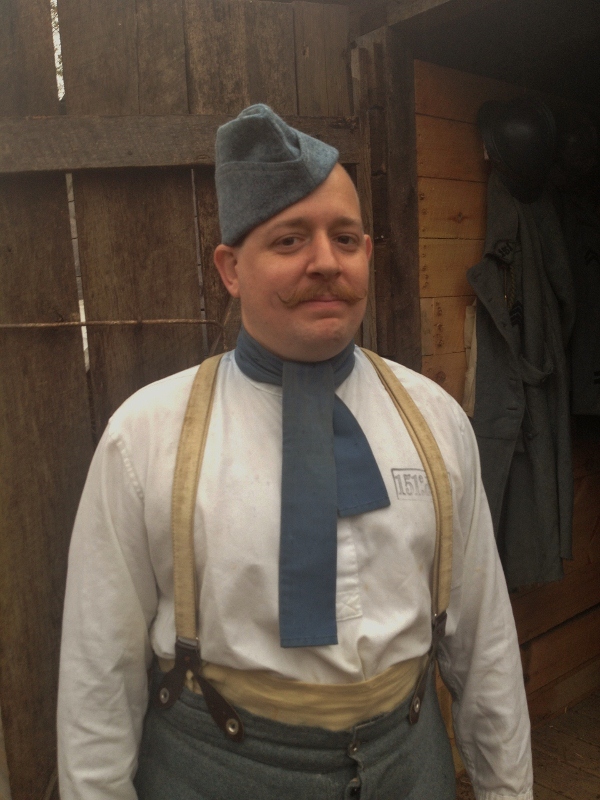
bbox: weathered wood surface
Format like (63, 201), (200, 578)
(418, 177), (486, 240)
(137, 0), (188, 114)
(387, 0), (504, 32)
(0, 114), (361, 174)
(420, 295), (473, 356)
(72, 168), (204, 433)
(416, 115), (488, 182)
(0, 6), (94, 799)
(413, 59), (517, 123)
(419, 238), (483, 297)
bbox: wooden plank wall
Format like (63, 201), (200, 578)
(0, 2), (354, 798)
(0, 2), (95, 799)
(413, 59), (600, 727)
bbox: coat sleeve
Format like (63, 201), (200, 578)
(438, 409), (534, 800)
(57, 423), (158, 800)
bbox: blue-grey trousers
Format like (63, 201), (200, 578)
(134, 673), (456, 799)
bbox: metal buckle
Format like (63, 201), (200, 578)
(408, 611), (447, 725)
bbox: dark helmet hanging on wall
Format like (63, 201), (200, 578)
(477, 96), (556, 203)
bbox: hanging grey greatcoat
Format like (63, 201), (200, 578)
(467, 170), (575, 590)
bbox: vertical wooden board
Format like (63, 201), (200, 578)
(294, 2), (351, 116)
(244, 1), (297, 115)
(323, 3), (351, 116)
(294, 2), (328, 115)
(384, 27), (421, 369)
(421, 351), (467, 403)
(419, 238), (483, 297)
(74, 168), (203, 433)
(418, 177), (487, 240)
(0, 174), (93, 800)
(58, 0), (139, 115)
(416, 115), (488, 182)
(0, 0), (59, 116)
(185, 0), (248, 115)
(565, 473), (600, 572)
(413, 59), (519, 123)
(136, 0), (188, 114)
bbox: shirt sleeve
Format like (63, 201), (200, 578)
(57, 423), (158, 800)
(438, 409), (534, 800)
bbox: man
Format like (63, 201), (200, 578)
(58, 105), (533, 799)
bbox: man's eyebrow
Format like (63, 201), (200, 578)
(266, 215), (363, 233)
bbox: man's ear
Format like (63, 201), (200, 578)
(364, 234), (373, 261)
(214, 244), (241, 298)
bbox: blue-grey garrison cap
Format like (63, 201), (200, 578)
(215, 104), (339, 245)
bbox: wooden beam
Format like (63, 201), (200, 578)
(387, 0), (503, 29)
(0, 114), (361, 174)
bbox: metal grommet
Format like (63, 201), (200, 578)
(413, 697), (420, 714)
(225, 718), (240, 736)
(347, 741), (359, 756)
(159, 687), (170, 704)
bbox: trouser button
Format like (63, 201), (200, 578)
(347, 740), (359, 756)
(347, 776), (361, 797)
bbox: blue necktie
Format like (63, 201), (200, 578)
(235, 329), (390, 647)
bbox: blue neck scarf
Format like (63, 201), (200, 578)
(235, 328), (390, 647)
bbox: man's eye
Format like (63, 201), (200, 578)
(336, 235), (357, 246)
(276, 236), (301, 248)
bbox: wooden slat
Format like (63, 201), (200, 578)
(244, 1), (297, 114)
(419, 238), (483, 297)
(573, 436), (600, 479)
(565, 473), (600, 573)
(73, 168), (203, 433)
(0, 0), (58, 117)
(418, 177), (486, 240)
(137, 0), (188, 114)
(416, 115), (488, 182)
(421, 351), (466, 402)
(420, 295), (473, 356)
(387, 0), (503, 29)
(572, 691), (600, 722)
(521, 605), (600, 696)
(0, 3), (94, 798)
(528, 655), (600, 728)
(185, 0), (246, 116)
(512, 561), (600, 644)
(58, 0), (139, 115)
(414, 58), (518, 123)
(294, 2), (351, 116)
(0, 114), (361, 174)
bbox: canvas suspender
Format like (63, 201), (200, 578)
(154, 350), (453, 741)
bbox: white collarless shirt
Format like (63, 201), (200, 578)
(58, 349), (533, 800)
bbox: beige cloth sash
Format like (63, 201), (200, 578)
(158, 655), (426, 731)
(166, 348), (453, 728)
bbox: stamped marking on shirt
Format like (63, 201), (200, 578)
(391, 469), (431, 500)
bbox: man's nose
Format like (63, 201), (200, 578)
(306, 232), (340, 278)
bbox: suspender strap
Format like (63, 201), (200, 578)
(155, 350), (453, 736)
(360, 350), (453, 723)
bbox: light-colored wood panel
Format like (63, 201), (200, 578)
(420, 295), (473, 356)
(416, 115), (488, 182)
(414, 59), (519, 124)
(421, 351), (467, 403)
(521, 605), (600, 696)
(418, 177), (486, 240)
(528, 655), (600, 727)
(419, 238), (483, 297)
(512, 561), (600, 644)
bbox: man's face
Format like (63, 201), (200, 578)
(214, 164), (372, 362)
